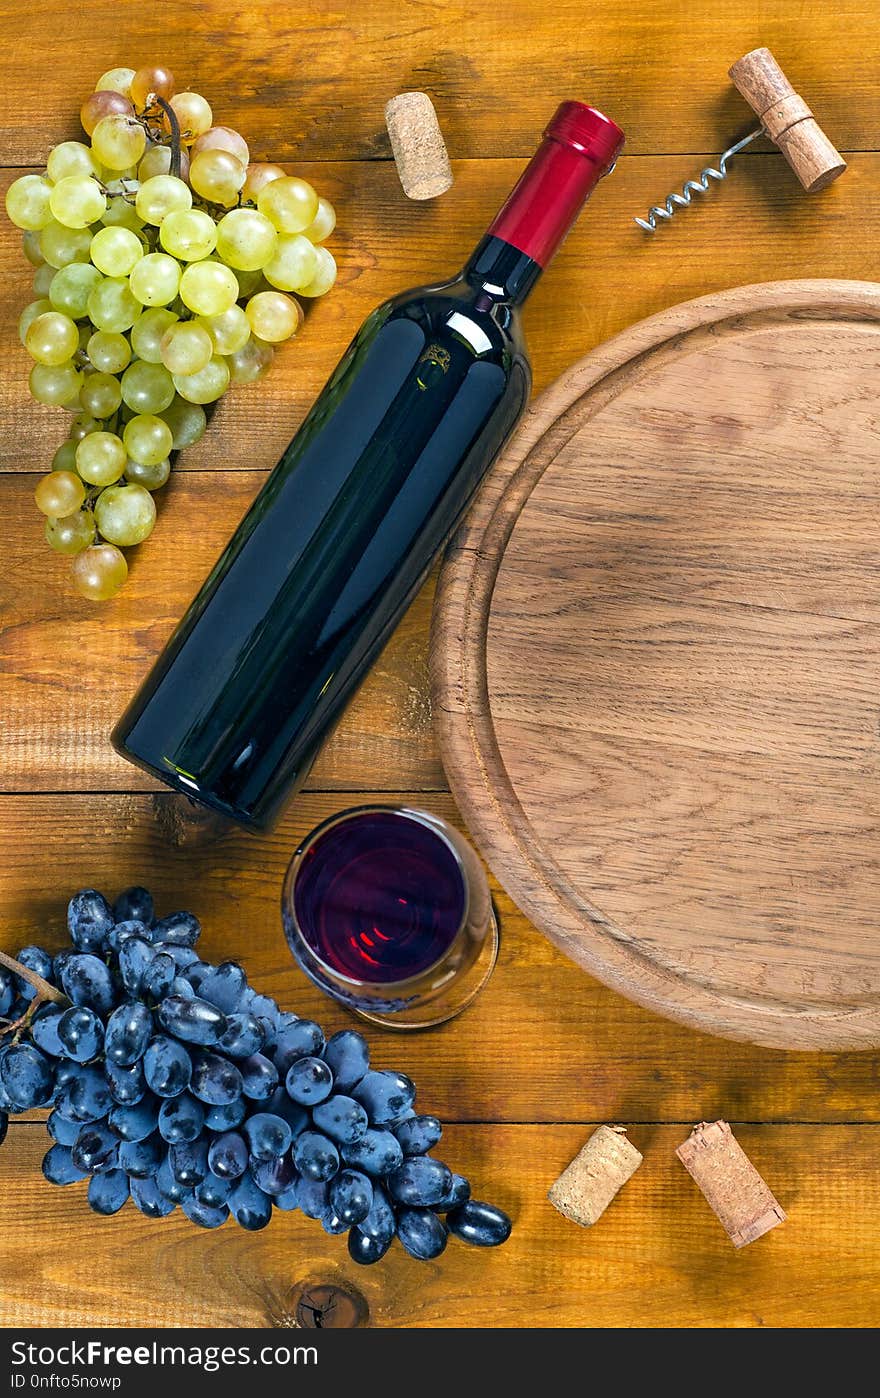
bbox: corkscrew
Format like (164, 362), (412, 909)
(635, 47), (846, 233)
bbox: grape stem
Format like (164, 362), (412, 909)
(0, 948), (69, 1042)
(153, 96), (182, 180)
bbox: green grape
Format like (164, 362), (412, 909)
(22, 229), (44, 266)
(68, 411), (104, 441)
(130, 308), (178, 362)
(245, 290), (302, 342)
(130, 64), (175, 107)
(298, 246), (337, 297)
(227, 335), (273, 384)
(39, 220), (94, 269)
(215, 208), (277, 271)
(263, 233), (317, 293)
(91, 115), (146, 171)
(167, 92), (213, 142)
(45, 508), (95, 555)
(49, 262), (103, 318)
(138, 144), (190, 183)
(34, 469), (86, 517)
(77, 322), (92, 351)
(29, 361), (83, 407)
(123, 413), (173, 466)
(125, 456), (170, 489)
(232, 267), (264, 298)
(87, 330), (132, 374)
(49, 176), (106, 230)
(189, 149), (246, 207)
(129, 252), (181, 306)
(135, 174), (192, 225)
(120, 360), (175, 413)
(172, 355), (230, 404)
(81, 89), (134, 137)
(101, 196), (145, 232)
(19, 299), (53, 346)
(191, 125), (249, 165)
(25, 311), (80, 366)
(159, 321), (213, 375)
(257, 176), (318, 234)
(303, 196), (336, 244)
(179, 260), (239, 316)
(198, 304), (250, 355)
(90, 225), (144, 277)
(95, 67), (135, 96)
(95, 482), (156, 546)
(33, 263), (56, 296)
(87, 275), (140, 331)
(160, 396), (206, 449)
(52, 440), (79, 472)
(158, 208), (217, 262)
(75, 430), (127, 486)
(241, 162), (285, 203)
(46, 140), (102, 182)
(5, 175), (53, 231)
(72, 543), (128, 600)
(79, 371), (123, 419)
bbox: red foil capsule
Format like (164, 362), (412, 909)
(487, 101), (625, 267)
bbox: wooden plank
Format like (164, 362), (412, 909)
(0, 1), (877, 164)
(3, 793), (880, 1122)
(4, 153), (880, 475)
(0, 1122), (877, 1328)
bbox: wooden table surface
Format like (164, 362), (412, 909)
(1, 0), (879, 1330)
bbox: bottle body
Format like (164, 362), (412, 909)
(113, 240), (532, 827)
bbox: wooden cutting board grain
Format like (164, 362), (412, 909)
(432, 280), (880, 1050)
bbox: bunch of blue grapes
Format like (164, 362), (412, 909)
(0, 888), (511, 1262)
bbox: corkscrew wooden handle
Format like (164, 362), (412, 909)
(728, 47), (847, 192)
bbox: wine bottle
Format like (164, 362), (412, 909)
(113, 102), (625, 829)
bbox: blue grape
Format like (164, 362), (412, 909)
(152, 911), (200, 947)
(143, 1036), (192, 1098)
(285, 1056), (333, 1106)
(354, 1070), (416, 1126)
(182, 1194), (228, 1228)
(447, 1200), (512, 1247)
(0, 1044), (54, 1108)
(436, 1173), (471, 1211)
(228, 1172), (272, 1230)
(142, 953), (175, 1001)
(396, 1207), (448, 1260)
(47, 1109), (80, 1146)
(274, 1182), (300, 1212)
(329, 1169), (373, 1226)
(190, 1052), (242, 1106)
(131, 1175), (175, 1217)
(312, 1095), (368, 1147)
(118, 1134), (163, 1179)
(108, 1095), (158, 1143)
(169, 977), (196, 1000)
(166, 946), (200, 970)
(348, 1227), (392, 1265)
(57, 1007), (104, 1063)
(104, 1001), (153, 1066)
(31, 1006), (67, 1058)
(395, 1115), (442, 1157)
(295, 1176), (329, 1219)
(358, 1182), (396, 1246)
(183, 961), (211, 991)
(321, 1208), (349, 1235)
(156, 1155), (191, 1203)
(68, 889), (114, 952)
(238, 1053), (277, 1101)
(158, 1092), (204, 1145)
(106, 920), (150, 953)
(342, 1129), (404, 1177)
(244, 1112), (291, 1162)
(16, 946), (54, 1001)
(72, 1122), (119, 1174)
(204, 1098), (246, 1132)
(169, 1138), (209, 1187)
(104, 1058), (146, 1106)
(207, 1133), (249, 1181)
(113, 887), (154, 926)
(0, 969), (15, 1017)
(0, 1112), (7, 1147)
(196, 1173), (231, 1208)
(264, 1086), (309, 1137)
(43, 1144), (88, 1185)
(293, 1131), (339, 1183)
(118, 937), (155, 995)
(64, 1067), (113, 1122)
(252, 1152), (296, 1196)
(60, 954), (115, 1016)
(218, 1013), (264, 1059)
(198, 962), (247, 1014)
(88, 1169), (129, 1215)
(388, 1157), (453, 1208)
(52, 949), (73, 983)
(272, 1020), (324, 1074)
(322, 1029), (369, 1092)
(159, 995), (227, 1046)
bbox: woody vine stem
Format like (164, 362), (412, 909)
(0, 948), (68, 1039)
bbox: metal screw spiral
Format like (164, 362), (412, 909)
(634, 128), (763, 232)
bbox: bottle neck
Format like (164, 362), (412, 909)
(463, 234), (542, 308)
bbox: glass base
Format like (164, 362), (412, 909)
(352, 908), (500, 1031)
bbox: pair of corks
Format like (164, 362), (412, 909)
(549, 1120), (786, 1248)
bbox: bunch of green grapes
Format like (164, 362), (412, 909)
(7, 64), (338, 601)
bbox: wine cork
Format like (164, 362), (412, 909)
(676, 1120), (786, 1248)
(728, 48), (846, 192)
(548, 1125), (643, 1227)
(384, 92), (453, 201)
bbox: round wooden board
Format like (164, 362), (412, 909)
(431, 280), (880, 1050)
